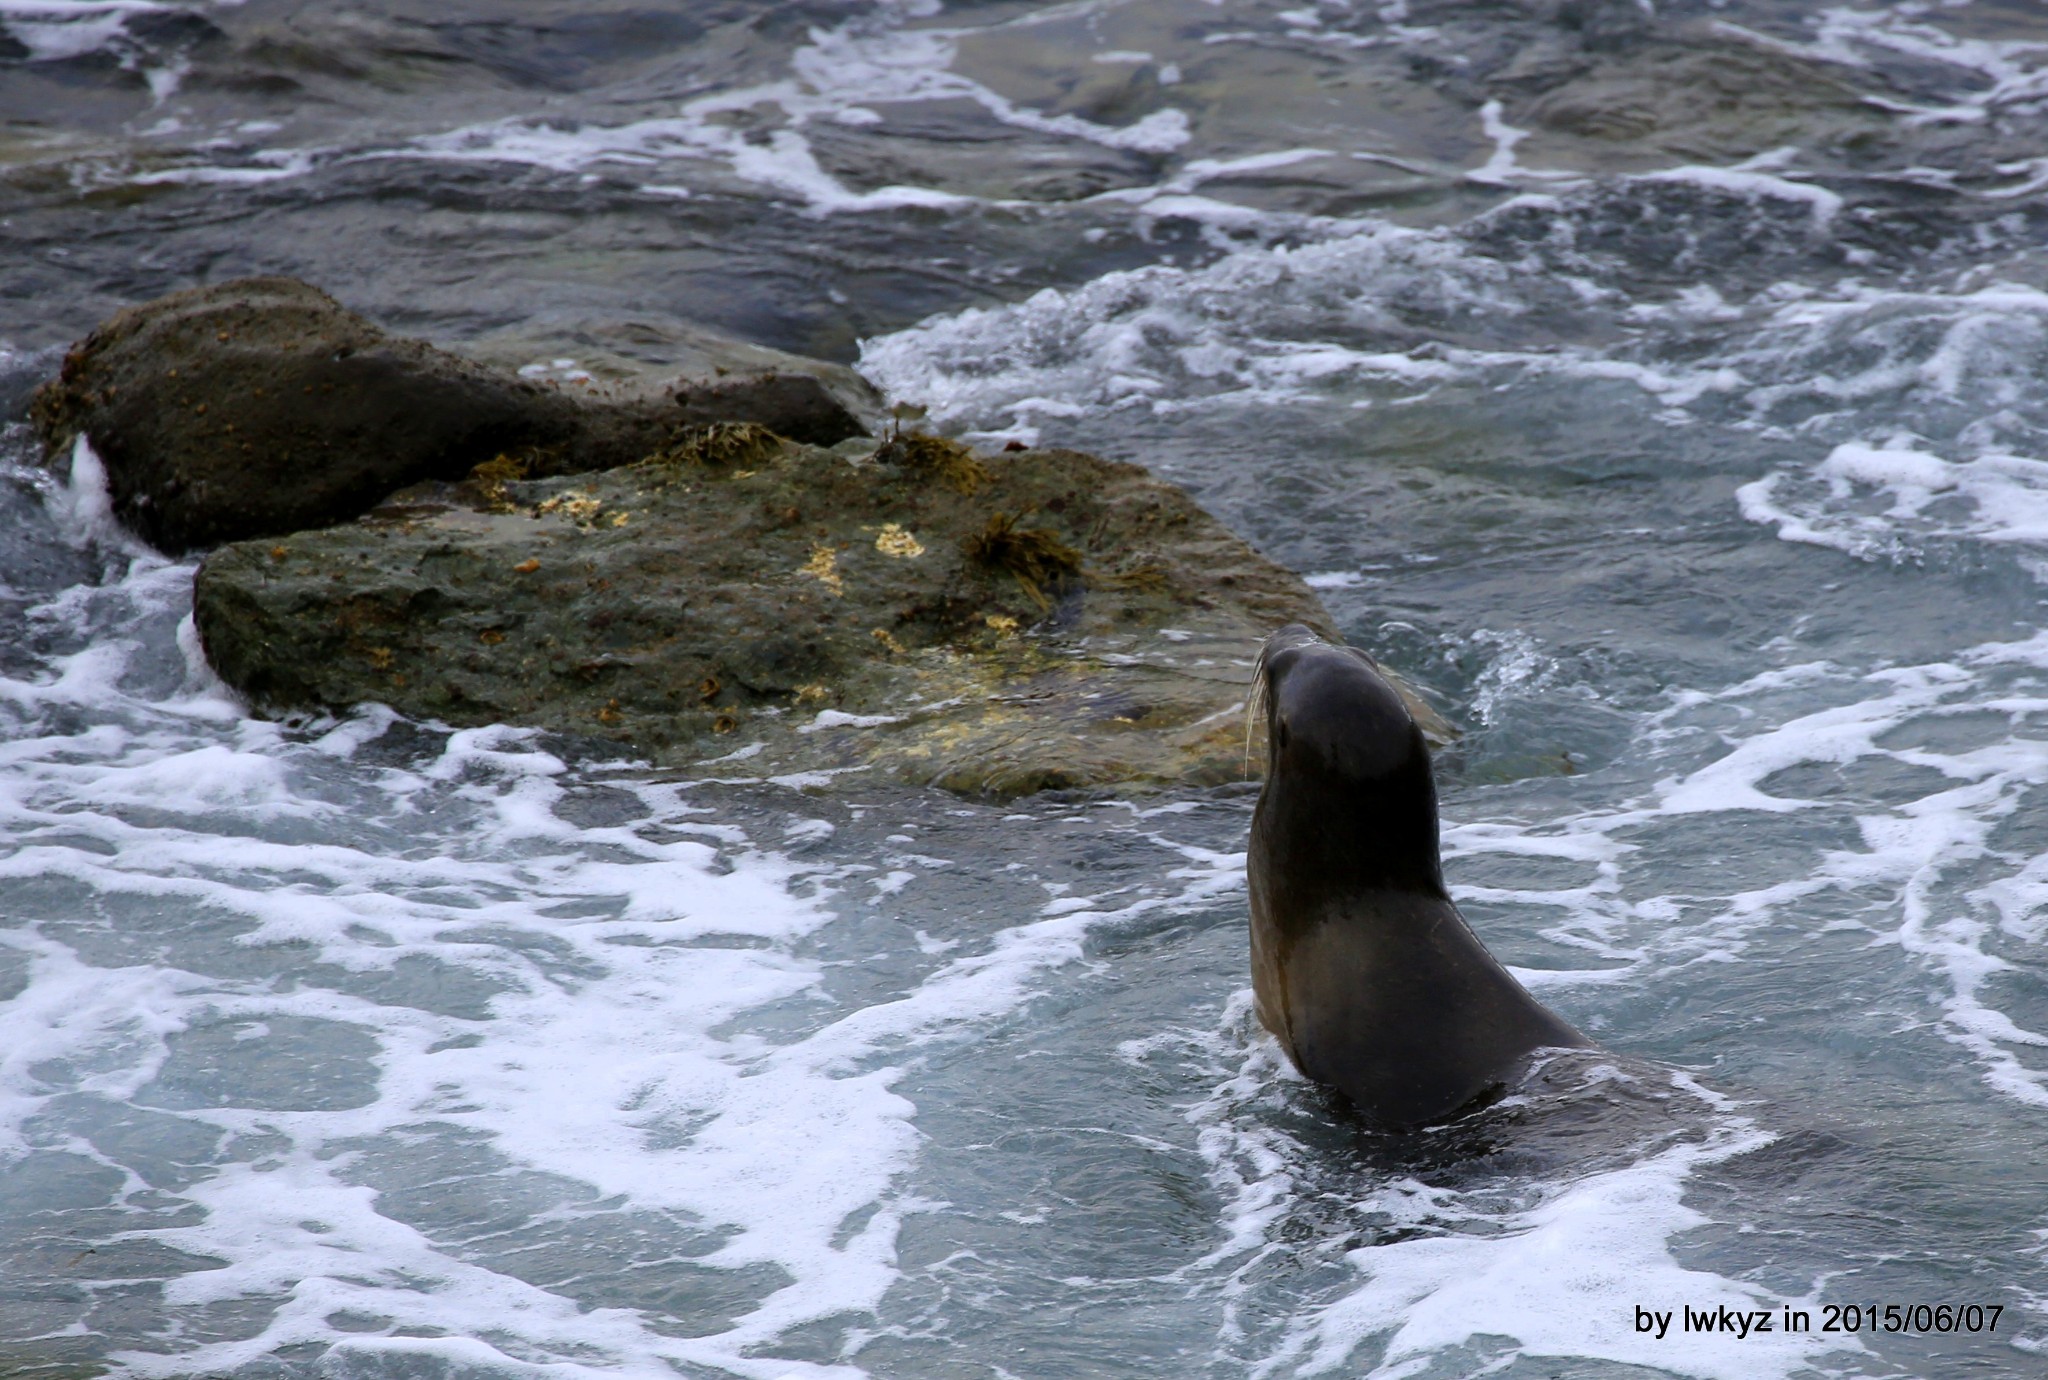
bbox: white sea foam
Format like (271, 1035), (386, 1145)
(402, 0), (1188, 215)
(1684, 255), (2048, 571)
(1275, 1124), (1846, 1380)
(1706, 657), (2048, 1109)
(1819, 440), (1957, 498)
(1745, 444), (2048, 558)
(859, 221), (1522, 431)
(1463, 628), (1569, 731)
(0, 0), (162, 64)
(58, 0), (1216, 213)
(862, 173), (1857, 436)
(1796, 6), (2048, 134)
(48, 433), (111, 544)
(802, 709), (903, 733)
(1469, 98), (1581, 189)
(1741, 279), (2048, 416)
(0, 492), (1273, 1376)
(1635, 159), (1843, 228)
(1446, 635), (2048, 1113)
(1164, 1002), (1852, 1380)
(0, 547), (885, 1375)
(127, 147), (317, 186)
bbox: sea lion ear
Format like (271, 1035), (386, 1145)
(1344, 645), (1382, 672)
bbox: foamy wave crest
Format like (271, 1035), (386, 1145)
(1743, 281), (2048, 429)
(1787, 4), (2048, 140)
(0, 0), (220, 103)
(1739, 442), (2048, 565)
(1272, 1129), (1835, 1380)
(859, 223), (1522, 433)
(1732, 281), (2048, 565)
(855, 167), (1878, 439)
(1, 0), (163, 64)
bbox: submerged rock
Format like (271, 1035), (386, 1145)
(1501, 25), (1885, 172)
(193, 428), (1446, 796)
(29, 277), (871, 554)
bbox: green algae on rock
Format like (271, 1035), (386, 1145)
(192, 430), (1445, 796)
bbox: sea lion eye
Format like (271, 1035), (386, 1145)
(1276, 717), (1290, 750)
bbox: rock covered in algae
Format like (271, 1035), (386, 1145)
(29, 277), (871, 555)
(192, 427), (1444, 796)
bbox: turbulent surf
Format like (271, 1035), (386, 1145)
(6, 2), (2048, 1377)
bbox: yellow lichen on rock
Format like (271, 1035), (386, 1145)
(800, 544), (844, 594)
(874, 523), (925, 558)
(536, 490), (604, 524)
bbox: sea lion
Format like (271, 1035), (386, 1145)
(1248, 624), (1592, 1127)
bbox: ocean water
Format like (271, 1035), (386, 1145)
(7, 1), (2048, 1376)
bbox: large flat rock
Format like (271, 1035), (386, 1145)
(193, 430), (1444, 795)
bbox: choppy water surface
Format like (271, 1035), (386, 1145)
(9, 1), (2048, 1376)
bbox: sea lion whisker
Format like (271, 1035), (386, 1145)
(1244, 649), (1270, 778)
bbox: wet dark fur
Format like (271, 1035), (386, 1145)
(1249, 624), (1592, 1128)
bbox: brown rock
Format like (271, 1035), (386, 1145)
(192, 430), (1450, 797)
(30, 278), (870, 554)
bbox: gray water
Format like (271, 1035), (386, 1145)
(6, 2), (2048, 1377)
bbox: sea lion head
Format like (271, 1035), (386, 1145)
(1254, 625), (1418, 779)
(1251, 624), (1444, 896)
